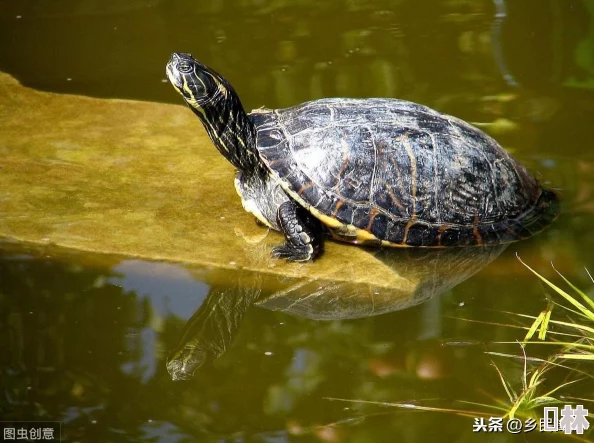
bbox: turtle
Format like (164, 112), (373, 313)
(165, 52), (558, 262)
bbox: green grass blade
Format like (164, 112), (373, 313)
(484, 351), (547, 363)
(551, 262), (594, 312)
(324, 398), (494, 418)
(508, 389), (529, 419)
(525, 310), (544, 341)
(494, 341), (593, 350)
(528, 396), (564, 408)
(528, 367), (545, 390)
(519, 343), (529, 393)
(457, 400), (509, 413)
(547, 319), (594, 336)
(557, 354), (594, 360)
(540, 379), (582, 398)
(491, 362), (516, 404)
(517, 255), (594, 321)
(538, 304), (553, 340)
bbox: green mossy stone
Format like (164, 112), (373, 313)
(0, 71), (508, 309)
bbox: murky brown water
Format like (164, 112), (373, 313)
(1, 0), (594, 441)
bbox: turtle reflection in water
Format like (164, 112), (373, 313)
(165, 53), (558, 262)
(167, 245), (506, 380)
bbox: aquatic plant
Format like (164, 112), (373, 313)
(326, 256), (594, 441)
(484, 256), (594, 420)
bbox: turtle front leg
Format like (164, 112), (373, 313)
(271, 200), (323, 262)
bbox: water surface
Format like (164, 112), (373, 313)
(1, 0), (594, 441)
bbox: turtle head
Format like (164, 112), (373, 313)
(166, 346), (208, 381)
(166, 52), (230, 113)
(166, 52), (261, 173)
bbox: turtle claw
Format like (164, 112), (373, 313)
(273, 201), (322, 262)
(271, 244), (313, 262)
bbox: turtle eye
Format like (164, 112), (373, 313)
(178, 61), (193, 74)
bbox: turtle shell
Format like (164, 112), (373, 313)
(249, 98), (557, 247)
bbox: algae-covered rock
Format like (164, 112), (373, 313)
(0, 71), (497, 287)
(0, 71), (298, 274)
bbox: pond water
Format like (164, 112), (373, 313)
(1, 0), (594, 442)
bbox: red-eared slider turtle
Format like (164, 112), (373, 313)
(165, 53), (558, 262)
